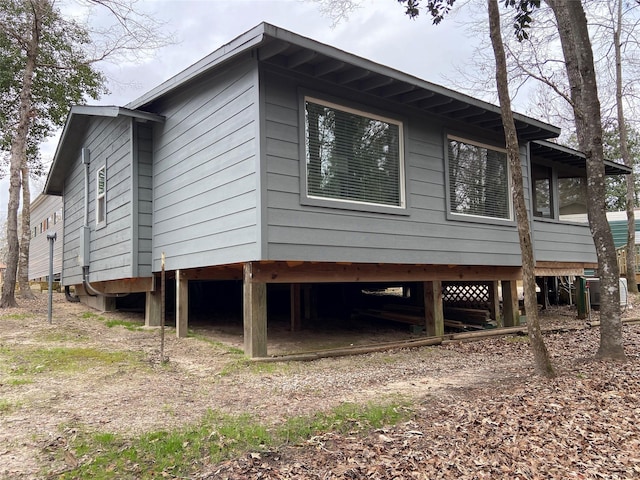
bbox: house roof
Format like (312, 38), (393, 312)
(531, 140), (631, 176)
(44, 106), (164, 196)
(128, 22), (560, 143)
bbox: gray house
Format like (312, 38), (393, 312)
(44, 23), (629, 357)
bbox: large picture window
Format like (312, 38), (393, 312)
(304, 97), (404, 209)
(96, 165), (106, 226)
(447, 136), (511, 220)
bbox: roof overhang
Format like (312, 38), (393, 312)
(44, 106), (164, 196)
(531, 140), (631, 176)
(128, 22), (560, 143)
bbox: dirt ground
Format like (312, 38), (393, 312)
(0, 291), (639, 479)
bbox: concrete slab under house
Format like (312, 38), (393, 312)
(42, 23), (631, 358)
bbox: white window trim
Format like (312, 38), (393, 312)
(301, 95), (407, 214)
(96, 164), (106, 227)
(446, 134), (514, 224)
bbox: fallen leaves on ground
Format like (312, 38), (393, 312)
(205, 321), (640, 479)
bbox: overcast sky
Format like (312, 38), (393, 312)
(4, 0), (508, 217)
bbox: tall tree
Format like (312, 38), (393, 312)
(402, 0), (555, 375)
(487, 0), (554, 376)
(315, 0), (556, 375)
(454, 0), (640, 293)
(0, 0), (104, 307)
(546, 0), (626, 360)
(1, 0), (47, 307)
(604, 122), (640, 211)
(18, 165), (33, 299)
(613, 0), (638, 293)
(0, 0), (170, 307)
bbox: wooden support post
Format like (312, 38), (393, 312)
(243, 263), (267, 358)
(302, 285), (312, 321)
(290, 283), (301, 331)
(175, 269), (188, 338)
(576, 276), (588, 320)
(82, 293), (116, 312)
(145, 290), (161, 327)
(501, 280), (520, 327)
(488, 281), (501, 327)
(423, 281), (444, 337)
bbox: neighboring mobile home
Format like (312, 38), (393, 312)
(43, 23), (630, 357)
(28, 194), (63, 282)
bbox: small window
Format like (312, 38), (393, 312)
(447, 136), (511, 220)
(304, 97), (405, 209)
(532, 164), (553, 218)
(96, 165), (106, 226)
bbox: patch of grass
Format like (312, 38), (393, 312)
(0, 313), (33, 320)
(104, 319), (144, 331)
(218, 359), (292, 377)
(0, 398), (17, 414)
(36, 330), (90, 343)
(6, 378), (32, 386)
(80, 311), (101, 319)
(280, 400), (410, 441)
(504, 335), (530, 343)
(58, 400), (412, 479)
(5, 346), (138, 377)
(187, 331), (245, 355)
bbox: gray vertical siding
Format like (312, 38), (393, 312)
(28, 194), (63, 280)
(151, 55), (260, 271)
(137, 123), (154, 276)
(262, 69), (526, 266)
(61, 116), (134, 285)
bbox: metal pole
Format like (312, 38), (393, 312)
(160, 252), (166, 362)
(46, 231), (57, 324)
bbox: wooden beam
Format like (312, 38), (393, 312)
(314, 59), (344, 77)
(302, 285), (314, 321)
(170, 264), (244, 281)
(175, 269), (188, 338)
(424, 281), (444, 337)
(380, 82), (415, 98)
(243, 263), (267, 358)
(290, 284), (301, 332)
(287, 49), (316, 68)
(488, 281), (500, 326)
(359, 75), (394, 91)
(534, 261), (595, 276)
(145, 290), (162, 327)
(337, 68), (370, 84)
(85, 276), (154, 294)
(501, 280), (520, 327)
(258, 40), (290, 61)
(247, 261), (521, 284)
(399, 89), (435, 103)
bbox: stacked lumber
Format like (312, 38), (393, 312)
(443, 307), (497, 329)
(356, 303), (497, 331)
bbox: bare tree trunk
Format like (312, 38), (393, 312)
(488, 0), (555, 377)
(614, 0), (638, 294)
(0, 0), (41, 308)
(1, 158), (22, 308)
(547, 0), (626, 360)
(18, 166), (35, 299)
